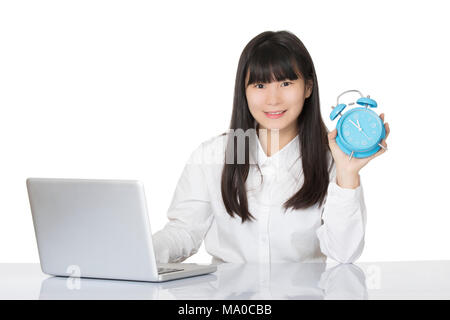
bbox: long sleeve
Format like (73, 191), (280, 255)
(152, 143), (214, 263)
(316, 163), (367, 264)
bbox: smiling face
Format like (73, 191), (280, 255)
(245, 69), (312, 134)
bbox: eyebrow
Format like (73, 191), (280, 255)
(247, 79), (296, 86)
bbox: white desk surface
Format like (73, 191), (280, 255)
(1, 261), (450, 300)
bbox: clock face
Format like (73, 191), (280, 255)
(339, 108), (383, 151)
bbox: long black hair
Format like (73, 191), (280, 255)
(221, 30), (332, 223)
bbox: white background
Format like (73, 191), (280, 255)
(0, 0), (448, 263)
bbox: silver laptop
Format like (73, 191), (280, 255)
(26, 178), (217, 282)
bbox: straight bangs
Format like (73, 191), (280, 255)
(246, 45), (302, 86)
(222, 30), (330, 223)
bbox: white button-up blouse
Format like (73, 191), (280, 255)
(152, 131), (367, 264)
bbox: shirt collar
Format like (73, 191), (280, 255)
(250, 129), (301, 171)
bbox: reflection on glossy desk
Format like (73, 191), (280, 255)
(1, 261), (450, 300)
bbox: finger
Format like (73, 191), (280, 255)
(369, 135), (389, 160)
(327, 129), (338, 147)
(379, 139), (388, 153)
(368, 142), (388, 161)
(378, 114), (390, 142)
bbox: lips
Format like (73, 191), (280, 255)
(264, 110), (286, 114)
(264, 110), (287, 119)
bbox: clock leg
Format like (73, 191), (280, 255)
(349, 151), (354, 161)
(378, 143), (388, 151)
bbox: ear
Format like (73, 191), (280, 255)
(305, 80), (313, 98)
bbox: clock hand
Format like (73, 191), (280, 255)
(349, 118), (371, 140)
(348, 119), (360, 129)
(359, 127), (370, 138)
(356, 120), (371, 139)
(350, 118), (370, 138)
(349, 119), (366, 135)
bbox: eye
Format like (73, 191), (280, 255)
(254, 83), (264, 89)
(281, 81), (292, 87)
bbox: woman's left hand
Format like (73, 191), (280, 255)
(327, 113), (390, 188)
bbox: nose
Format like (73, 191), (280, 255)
(265, 84), (281, 106)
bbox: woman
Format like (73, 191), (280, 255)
(152, 30), (390, 264)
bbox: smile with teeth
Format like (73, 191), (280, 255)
(265, 110), (286, 114)
(264, 109), (287, 119)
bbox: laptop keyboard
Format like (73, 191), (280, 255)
(157, 267), (184, 275)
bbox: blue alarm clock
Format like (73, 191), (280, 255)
(329, 89), (386, 160)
